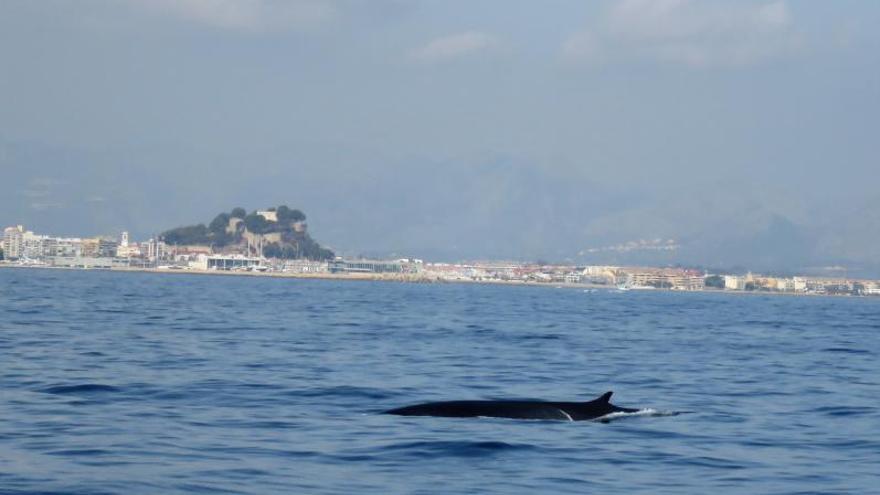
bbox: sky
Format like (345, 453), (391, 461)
(1, 0), (878, 274)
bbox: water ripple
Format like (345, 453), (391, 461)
(2, 268), (879, 495)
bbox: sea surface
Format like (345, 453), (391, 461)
(1, 268), (878, 494)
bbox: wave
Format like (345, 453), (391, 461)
(822, 347), (873, 355)
(40, 384), (121, 395)
(809, 405), (876, 417)
(284, 385), (397, 400)
(377, 440), (538, 459)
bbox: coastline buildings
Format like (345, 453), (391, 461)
(3, 225), (119, 262)
(2, 224), (880, 297)
(2, 225), (64, 260)
(116, 231), (142, 258)
(576, 266), (705, 290)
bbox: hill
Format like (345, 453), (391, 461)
(161, 205), (334, 260)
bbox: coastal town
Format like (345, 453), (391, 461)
(3, 210), (879, 298)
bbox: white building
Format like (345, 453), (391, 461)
(190, 254), (263, 271)
(581, 266), (619, 284)
(22, 231), (50, 259)
(256, 210), (278, 222)
(724, 275), (746, 290)
(328, 259), (404, 274)
(3, 226), (25, 259)
(283, 259), (328, 273)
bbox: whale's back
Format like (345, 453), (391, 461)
(385, 400), (575, 421)
(384, 391), (638, 421)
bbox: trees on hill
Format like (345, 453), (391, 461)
(160, 205), (332, 260)
(276, 205), (306, 223)
(209, 213), (230, 234)
(263, 238), (334, 261)
(162, 224), (210, 245)
(244, 212), (271, 234)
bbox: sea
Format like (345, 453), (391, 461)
(1, 268), (878, 494)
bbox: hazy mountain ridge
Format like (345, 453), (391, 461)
(2, 136), (878, 276)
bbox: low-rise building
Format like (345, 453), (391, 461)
(328, 259), (404, 274)
(190, 254), (263, 271)
(623, 268), (705, 290)
(282, 260), (329, 273)
(48, 256), (117, 269)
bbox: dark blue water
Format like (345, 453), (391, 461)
(1, 269), (878, 494)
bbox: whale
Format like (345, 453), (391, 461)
(384, 391), (638, 421)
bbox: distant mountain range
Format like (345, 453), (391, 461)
(2, 136), (878, 277)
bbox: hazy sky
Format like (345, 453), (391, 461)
(1, 1), (878, 273)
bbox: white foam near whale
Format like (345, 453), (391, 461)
(594, 408), (684, 422)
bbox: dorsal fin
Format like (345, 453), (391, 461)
(597, 391), (613, 403)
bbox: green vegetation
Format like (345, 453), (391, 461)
(704, 275), (725, 288)
(209, 213), (230, 234)
(243, 212), (271, 234)
(263, 240), (333, 261)
(161, 205), (333, 260)
(277, 205), (306, 223)
(243, 206), (306, 235)
(162, 224), (211, 245)
(0, 247), (4, 261)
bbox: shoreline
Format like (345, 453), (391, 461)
(0, 263), (597, 288)
(1, 263), (873, 300)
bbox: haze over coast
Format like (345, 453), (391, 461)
(2, 4), (880, 493)
(1, 1), (878, 275)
